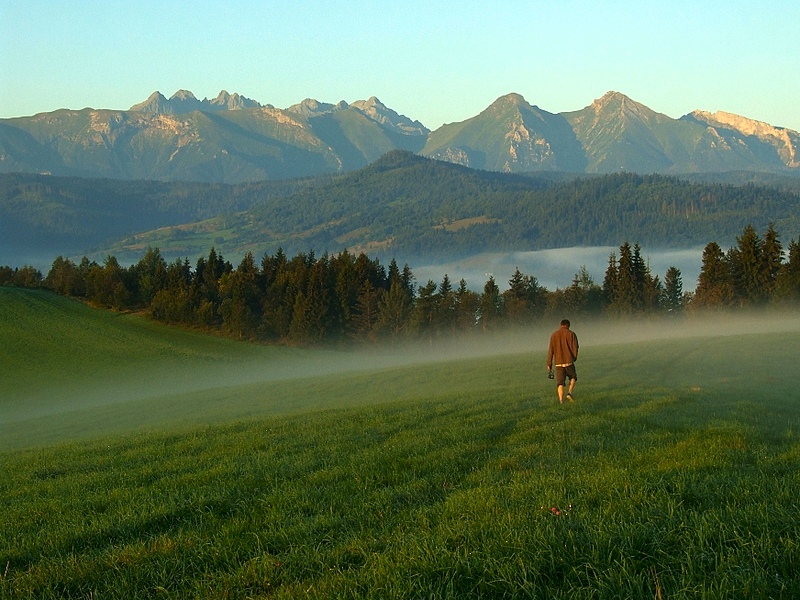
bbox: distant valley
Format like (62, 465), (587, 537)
(3, 152), (799, 281)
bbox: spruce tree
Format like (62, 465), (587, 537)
(602, 252), (618, 307)
(376, 279), (413, 341)
(412, 280), (439, 340)
(773, 238), (800, 304)
(349, 280), (381, 343)
(436, 274), (457, 334)
(732, 224), (767, 305)
(455, 279), (479, 333)
(762, 222), (783, 298)
(694, 241), (734, 308)
(663, 266), (684, 313)
(478, 276), (502, 332)
(612, 242), (637, 313)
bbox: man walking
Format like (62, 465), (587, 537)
(546, 319), (579, 404)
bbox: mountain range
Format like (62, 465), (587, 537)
(1, 90), (798, 183)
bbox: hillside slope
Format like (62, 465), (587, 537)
(4, 152), (800, 268)
(101, 151), (800, 264)
(1, 287), (529, 449)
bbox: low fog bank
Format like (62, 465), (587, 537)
(572, 310), (800, 349)
(4, 309), (798, 450)
(412, 247), (704, 292)
(12, 310), (798, 414)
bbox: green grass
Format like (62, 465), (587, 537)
(2, 288), (800, 598)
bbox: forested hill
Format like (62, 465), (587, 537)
(107, 151), (800, 263)
(3, 151), (800, 266)
(0, 173), (329, 263)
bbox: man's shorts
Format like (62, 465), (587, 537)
(555, 364), (577, 386)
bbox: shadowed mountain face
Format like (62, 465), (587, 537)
(562, 91), (800, 175)
(422, 93), (588, 173)
(1, 90), (798, 182)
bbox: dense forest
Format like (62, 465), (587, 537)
(3, 224), (799, 347)
(0, 172), (329, 258)
(3, 153), (800, 267)
(197, 152), (800, 261)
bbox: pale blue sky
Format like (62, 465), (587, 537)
(1, 0), (798, 130)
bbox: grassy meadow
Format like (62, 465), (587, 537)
(2, 287), (800, 598)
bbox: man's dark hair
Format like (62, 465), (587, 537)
(560, 319), (570, 328)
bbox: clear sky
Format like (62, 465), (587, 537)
(1, 0), (798, 131)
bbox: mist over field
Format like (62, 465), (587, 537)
(3, 284), (799, 451)
(413, 246), (705, 291)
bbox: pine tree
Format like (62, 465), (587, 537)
(412, 280), (439, 340)
(762, 222), (783, 298)
(86, 255), (130, 309)
(349, 280), (381, 343)
(662, 266), (684, 313)
(478, 276), (502, 332)
(503, 267), (543, 324)
(561, 266), (603, 315)
(612, 242), (637, 314)
(400, 263), (415, 298)
(632, 243), (648, 310)
(150, 257), (193, 324)
(132, 247), (168, 306)
(694, 241), (734, 308)
(46, 256), (84, 297)
(731, 224), (767, 305)
(376, 278), (413, 341)
(220, 252), (261, 339)
(602, 252), (618, 307)
(436, 274), (457, 334)
(773, 238), (800, 304)
(455, 278), (479, 333)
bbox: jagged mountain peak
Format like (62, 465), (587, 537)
(482, 94), (557, 123)
(352, 96), (384, 109)
(594, 90), (637, 106)
(350, 97), (429, 136)
(286, 98), (345, 116)
(423, 92), (586, 173)
(688, 109), (796, 137)
(129, 90), (260, 114)
(208, 90), (261, 110)
(686, 109), (800, 168)
(284, 96), (427, 137)
(129, 91), (169, 113)
(590, 91), (657, 121)
(210, 90), (231, 104)
(494, 92), (528, 106)
(484, 93), (534, 115)
(170, 89), (198, 101)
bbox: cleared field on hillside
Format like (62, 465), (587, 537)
(2, 288), (800, 597)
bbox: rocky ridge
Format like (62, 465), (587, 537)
(1, 89), (798, 182)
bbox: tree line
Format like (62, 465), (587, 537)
(2, 223), (799, 346)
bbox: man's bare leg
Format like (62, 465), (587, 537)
(557, 384), (564, 403)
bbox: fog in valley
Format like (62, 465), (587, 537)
(3, 307), (799, 451)
(413, 247), (705, 291)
